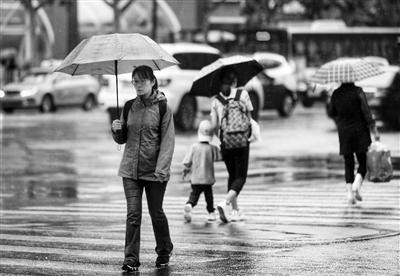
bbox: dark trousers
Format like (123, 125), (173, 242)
(221, 146), (250, 195)
(122, 178), (173, 265)
(186, 184), (215, 213)
(343, 152), (367, 183)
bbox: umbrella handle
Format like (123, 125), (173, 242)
(115, 60), (120, 118)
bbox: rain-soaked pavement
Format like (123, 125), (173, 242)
(1, 104), (399, 275)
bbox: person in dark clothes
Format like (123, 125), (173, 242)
(328, 82), (380, 204)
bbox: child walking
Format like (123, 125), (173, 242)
(182, 120), (222, 222)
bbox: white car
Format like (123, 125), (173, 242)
(1, 67), (100, 113)
(99, 43), (264, 130)
(252, 52), (298, 117)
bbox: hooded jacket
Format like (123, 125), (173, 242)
(112, 91), (175, 182)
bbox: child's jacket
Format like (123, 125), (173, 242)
(182, 142), (221, 185)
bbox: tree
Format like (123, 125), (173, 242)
(242, 0), (293, 29)
(298, 0), (400, 26)
(20, 0), (55, 67)
(102, 0), (135, 33)
(200, 0), (229, 43)
(242, 0), (400, 28)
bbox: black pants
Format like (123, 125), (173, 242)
(122, 178), (173, 265)
(221, 146), (250, 195)
(343, 152), (367, 183)
(186, 184), (215, 213)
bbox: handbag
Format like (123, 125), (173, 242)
(366, 141), (393, 182)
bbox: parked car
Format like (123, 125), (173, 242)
(98, 73), (136, 121)
(252, 52), (298, 117)
(0, 67), (100, 113)
(325, 65), (400, 129)
(379, 69), (400, 129)
(99, 43), (265, 130)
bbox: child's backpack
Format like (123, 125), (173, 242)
(216, 89), (251, 149)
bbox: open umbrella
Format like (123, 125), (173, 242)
(310, 57), (384, 85)
(54, 33), (179, 116)
(190, 55), (263, 97)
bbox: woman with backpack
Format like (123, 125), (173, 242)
(210, 67), (254, 223)
(111, 65), (174, 272)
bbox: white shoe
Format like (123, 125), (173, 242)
(217, 201), (230, 223)
(184, 204), (192, 223)
(346, 184), (356, 205)
(352, 174), (363, 201)
(231, 210), (244, 222)
(207, 211), (216, 221)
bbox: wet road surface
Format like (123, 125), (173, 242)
(1, 106), (399, 275)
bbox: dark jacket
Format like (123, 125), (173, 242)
(112, 91), (175, 182)
(328, 83), (375, 155)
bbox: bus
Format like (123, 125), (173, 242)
(213, 22), (400, 106)
(223, 22), (400, 67)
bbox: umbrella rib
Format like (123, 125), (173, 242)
(71, 64), (79, 76)
(152, 59), (161, 70)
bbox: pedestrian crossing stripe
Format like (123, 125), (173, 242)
(1, 183), (399, 275)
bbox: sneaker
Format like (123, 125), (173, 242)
(155, 253), (171, 268)
(184, 204), (192, 223)
(207, 211), (216, 221)
(217, 201), (230, 223)
(121, 262), (139, 272)
(354, 190), (363, 201)
(231, 209), (244, 222)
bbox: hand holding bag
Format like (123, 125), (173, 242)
(248, 119), (262, 143)
(367, 141), (393, 182)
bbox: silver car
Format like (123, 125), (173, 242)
(0, 68), (100, 113)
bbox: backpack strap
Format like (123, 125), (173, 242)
(216, 94), (228, 105)
(234, 89), (243, 101)
(216, 89), (243, 105)
(123, 97), (167, 134)
(158, 99), (167, 131)
(123, 98), (136, 122)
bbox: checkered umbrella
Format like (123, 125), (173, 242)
(310, 58), (384, 84)
(190, 55), (263, 97)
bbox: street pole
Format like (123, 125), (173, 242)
(152, 0), (157, 41)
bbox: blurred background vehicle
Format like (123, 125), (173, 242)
(99, 43), (265, 130)
(97, 73), (134, 121)
(253, 52), (298, 117)
(99, 42), (222, 130)
(379, 69), (400, 130)
(0, 67), (100, 113)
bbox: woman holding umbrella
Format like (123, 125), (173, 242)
(314, 58), (381, 204)
(210, 67), (254, 222)
(111, 65), (174, 272)
(190, 55), (262, 222)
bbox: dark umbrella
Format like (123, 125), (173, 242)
(190, 55), (263, 97)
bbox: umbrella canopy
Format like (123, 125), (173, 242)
(54, 33), (179, 117)
(310, 58), (384, 84)
(55, 33), (178, 75)
(190, 55), (263, 97)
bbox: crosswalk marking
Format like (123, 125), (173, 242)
(1, 181), (399, 274)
